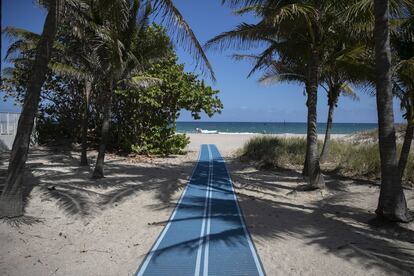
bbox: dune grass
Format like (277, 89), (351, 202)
(239, 136), (414, 186)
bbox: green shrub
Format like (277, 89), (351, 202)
(131, 133), (189, 156)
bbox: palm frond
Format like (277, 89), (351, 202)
(340, 83), (359, 101)
(221, 0), (268, 9)
(2, 26), (41, 41)
(153, 0), (215, 81)
(49, 62), (91, 81)
(119, 75), (163, 89)
(205, 22), (272, 52)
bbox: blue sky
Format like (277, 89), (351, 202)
(0, 0), (405, 123)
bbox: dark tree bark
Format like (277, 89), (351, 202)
(80, 80), (91, 166)
(374, 0), (411, 222)
(0, 1), (58, 218)
(398, 123), (413, 180)
(320, 103), (334, 163)
(302, 150), (308, 176)
(305, 51), (325, 189)
(92, 80), (113, 179)
(302, 83), (310, 177)
(320, 88), (339, 163)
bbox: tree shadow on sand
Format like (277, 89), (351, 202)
(1, 150), (45, 227)
(1, 147), (414, 275)
(225, 157), (414, 275)
(0, 147), (195, 219)
(129, 155), (414, 275)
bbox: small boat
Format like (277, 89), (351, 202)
(196, 128), (218, 134)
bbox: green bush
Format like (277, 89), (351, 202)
(131, 133), (189, 156)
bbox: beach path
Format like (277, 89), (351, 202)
(135, 144), (265, 276)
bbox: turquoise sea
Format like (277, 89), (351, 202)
(176, 122), (378, 134)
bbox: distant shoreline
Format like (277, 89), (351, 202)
(176, 121), (381, 135)
(179, 132), (349, 136)
(176, 121), (382, 124)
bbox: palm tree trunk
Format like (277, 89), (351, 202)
(302, 151), (308, 176)
(398, 123), (413, 180)
(80, 80), (91, 166)
(320, 95), (336, 163)
(305, 52), (325, 189)
(374, 0), (411, 222)
(92, 80), (113, 179)
(302, 83), (310, 177)
(0, 2), (57, 218)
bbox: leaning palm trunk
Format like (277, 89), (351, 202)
(92, 80), (113, 179)
(305, 52), (325, 189)
(320, 96), (336, 163)
(398, 122), (413, 180)
(80, 80), (91, 166)
(0, 1), (58, 218)
(374, 0), (411, 222)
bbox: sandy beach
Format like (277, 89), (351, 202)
(0, 134), (413, 276)
(186, 133), (347, 156)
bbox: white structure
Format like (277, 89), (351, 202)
(195, 128), (218, 134)
(0, 112), (20, 152)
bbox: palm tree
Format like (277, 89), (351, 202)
(3, 25), (101, 167)
(0, 0), (60, 218)
(50, 25), (103, 167)
(207, 0), (359, 189)
(246, 41), (361, 165)
(319, 80), (358, 163)
(0, 0), (130, 216)
(318, 43), (363, 162)
(393, 71), (414, 179)
(91, 0), (216, 178)
(391, 13), (414, 179)
(373, 0), (411, 222)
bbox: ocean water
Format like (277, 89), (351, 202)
(176, 122), (378, 135)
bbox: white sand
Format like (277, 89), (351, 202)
(187, 133), (347, 156)
(0, 134), (413, 276)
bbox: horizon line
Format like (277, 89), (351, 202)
(176, 121), (382, 124)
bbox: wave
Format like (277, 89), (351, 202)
(177, 131), (304, 135)
(176, 131), (255, 134)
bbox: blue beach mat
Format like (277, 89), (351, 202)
(136, 144), (265, 276)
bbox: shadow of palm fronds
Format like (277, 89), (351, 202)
(40, 186), (93, 217)
(1, 215), (44, 228)
(149, 227), (248, 262)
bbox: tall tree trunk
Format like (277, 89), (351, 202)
(302, 151), (308, 176)
(320, 92), (337, 163)
(305, 52), (325, 189)
(92, 80), (113, 179)
(302, 83), (310, 177)
(0, 2), (57, 218)
(398, 123), (413, 180)
(80, 80), (91, 166)
(374, 0), (411, 222)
